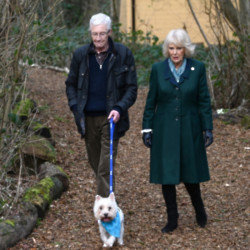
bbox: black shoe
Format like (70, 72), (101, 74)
(196, 209), (207, 227)
(184, 183), (207, 228)
(161, 185), (178, 233)
(161, 222), (178, 233)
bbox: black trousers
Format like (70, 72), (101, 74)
(162, 183), (204, 213)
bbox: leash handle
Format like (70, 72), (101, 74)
(109, 118), (115, 194)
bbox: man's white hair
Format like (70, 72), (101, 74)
(89, 13), (112, 31)
(162, 29), (196, 58)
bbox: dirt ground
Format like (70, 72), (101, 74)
(10, 68), (249, 249)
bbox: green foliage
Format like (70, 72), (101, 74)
(31, 121), (44, 131)
(12, 99), (35, 117)
(34, 25), (90, 67)
(8, 113), (22, 125)
(113, 27), (163, 86)
(61, 0), (110, 28)
(30, 20), (248, 106)
(8, 98), (35, 125)
(61, 1), (83, 27)
(33, 22), (164, 86)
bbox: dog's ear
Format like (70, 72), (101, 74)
(95, 195), (101, 201)
(109, 192), (115, 201)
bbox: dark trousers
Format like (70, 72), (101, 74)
(85, 115), (119, 197)
(162, 183), (204, 208)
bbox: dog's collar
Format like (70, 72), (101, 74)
(101, 211), (121, 237)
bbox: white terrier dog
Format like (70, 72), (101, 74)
(93, 192), (124, 247)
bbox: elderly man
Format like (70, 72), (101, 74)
(65, 13), (137, 197)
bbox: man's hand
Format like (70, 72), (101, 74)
(71, 105), (85, 138)
(108, 110), (120, 123)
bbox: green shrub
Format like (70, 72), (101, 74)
(34, 25), (90, 67)
(31, 23), (213, 88)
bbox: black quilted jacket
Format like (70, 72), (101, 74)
(65, 37), (137, 138)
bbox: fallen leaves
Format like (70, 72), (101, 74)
(10, 68), (249, 249)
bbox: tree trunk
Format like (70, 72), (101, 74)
(216, 0), (240, 33)
(111, 0), (120, 24)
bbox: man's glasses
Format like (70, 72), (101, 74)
(91, 31), (109, 38)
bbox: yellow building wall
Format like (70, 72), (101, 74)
(119, 0), (229, 44)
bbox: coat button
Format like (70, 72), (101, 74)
(175, 87), (179, 90)
(175, 118), (179, 121)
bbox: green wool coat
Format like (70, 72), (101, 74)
(142, 58), (213, 184)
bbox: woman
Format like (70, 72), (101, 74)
(142, 29), (213, 233)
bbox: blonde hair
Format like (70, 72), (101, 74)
(162, 29), (195, 58)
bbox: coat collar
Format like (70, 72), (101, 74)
(88, 37), (116, 55)
(87, 37), (117, 75)
(164, 58), (192, 86)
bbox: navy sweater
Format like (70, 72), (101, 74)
(84, 53), (110, 116)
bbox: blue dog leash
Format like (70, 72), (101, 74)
(103, 118), (122, 238)
(109, 118), (115, 194)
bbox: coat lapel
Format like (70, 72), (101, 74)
(178, 58), (191, 85)
(164, 59), (179, 86)
(164, 58), (192, 86)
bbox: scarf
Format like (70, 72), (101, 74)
(101, 209), (121, 238)
(168, 58), (187, 83)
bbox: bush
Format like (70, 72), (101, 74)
(194, 40), (247, 109)
(33, 22), (248, 109)
(34, 25), (91, 67)
(112, 25), (164, 86)
(29, 20), (248, 108)
(34, 23), (164, 86)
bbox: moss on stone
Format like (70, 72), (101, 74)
(0, 219), (15, 227)
(31, 121), (44, 131)
(241, 115), (250, 129)
(21, 135), (56, 162)
(13, 98), (35, 117)
(4, 220), (15, 227)
(23, 177), (54, 206)
(56, 165), (69, 178)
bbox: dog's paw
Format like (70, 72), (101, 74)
(103, 242), (113, 248)
(118, 240), (124, 246)
(105, 238), (115, 247)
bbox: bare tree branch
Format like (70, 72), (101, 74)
(186, 0), (221, 71)
(217, 0), (240, 34)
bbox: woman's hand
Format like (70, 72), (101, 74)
(204, 130), (213, 147)
(142, 132), (152, 148)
